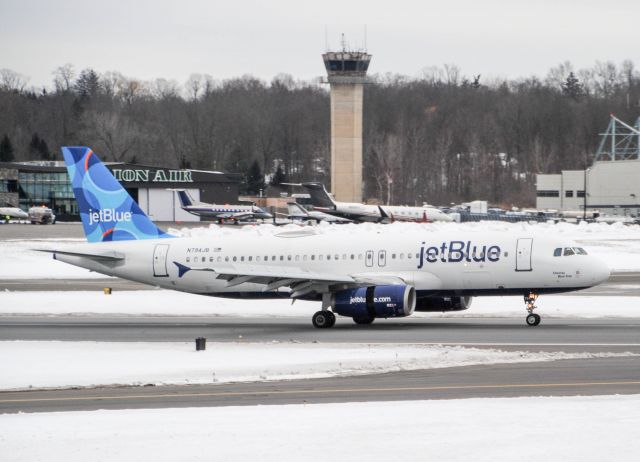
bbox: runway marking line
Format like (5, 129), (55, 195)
(2, 381), (640, 405)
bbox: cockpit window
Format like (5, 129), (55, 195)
(563, 247), (575, 256)
(553, 248), (562, 257)
(574, 247), (588, 255)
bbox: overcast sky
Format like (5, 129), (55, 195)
(1, 0), (638, 88)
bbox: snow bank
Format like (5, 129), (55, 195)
(1, 289), (639, 319)
(1, 395), (639, 461)
(1, 341), (633, 390)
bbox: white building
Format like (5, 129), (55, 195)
(536, 115), (640, 217)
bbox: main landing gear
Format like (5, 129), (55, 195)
(312, 310), (336, 328)
(312, 293), (337, 329)
(524, 292), (541, 326)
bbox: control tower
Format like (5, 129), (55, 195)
(322, 48), (371, 202)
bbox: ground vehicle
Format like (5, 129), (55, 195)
(28, 206), (56, 224)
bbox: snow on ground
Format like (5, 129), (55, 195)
(0, 238), (113, 279)
(1, 221), (640, 279)
(1, 341), (634, 391)
(1, 289), (639, 318)
(1, 395), (639, 461)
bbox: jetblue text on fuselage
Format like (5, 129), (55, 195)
(417, 240), (501, 269)
(88, 208), (133, 226)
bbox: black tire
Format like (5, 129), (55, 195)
(326, 311), (336, 328)
(353, 315), (375, 325)
(312, 311), (332, 329)
(526, 313), (541, 326)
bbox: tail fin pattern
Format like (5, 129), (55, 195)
(62, 146), (173, 242)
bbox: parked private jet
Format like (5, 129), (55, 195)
(172, 189), (272, 222)
(287, 202), (352, 224)
(0, 204), (28, 221)
(47, 147), (610, 328)
(291, 182), (453, 223)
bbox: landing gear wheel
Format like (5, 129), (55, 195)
(312, 311), (334, 329)
(353, 315), (375, 325)
(526, 313), (541, 327)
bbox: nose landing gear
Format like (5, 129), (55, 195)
(524, 292), (541, 326)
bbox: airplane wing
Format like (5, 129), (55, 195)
(173, 261), (407, 298)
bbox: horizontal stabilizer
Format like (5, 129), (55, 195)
(37, 249), (125, 261)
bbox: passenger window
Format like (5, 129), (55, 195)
(295, 255), (299, 261)
(280, 256), (284, 261)
(303, 255), (307, 261)
(563, 248), (575, 256)
(257, 256), (261, 262)
(217, 256), (222, 262)
(350, 254), (355, 260)
(342, 254), (346, 260)
(400, 253), (404, 259)
(407, 252), (412, 259)
(241, 256), (245, 262)
(358, 254), (363, 260)
(311, 255), (315, 261)
(248, 256), (253, 262)
(392, 254), (396, 259)
(319, 255), (324, 261)
(335, 255), (339, 260)
(186, 257), (190, 263)
(287, 255), (292, 261)
(209, 257), (214, 263)
(225, 256), (229, 262)
(271, 256), (276, 261)
(233, 256), (237, 262)
(327, 255), (331, 260)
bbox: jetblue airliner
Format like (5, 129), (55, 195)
(47, 147), (610, 328)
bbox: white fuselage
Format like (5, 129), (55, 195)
(54, 228), (609, 298)
(317, 202), (452, 223)
(0, 207), (28, 219)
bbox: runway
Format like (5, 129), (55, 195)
(1, 225), (639, 414)
(2, 356), (639, 414)
(1, 316), (640, 348)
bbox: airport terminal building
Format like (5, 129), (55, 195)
(0, 161), (241, 221)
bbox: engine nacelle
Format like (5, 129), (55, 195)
(332, 285), (416, 319)
(415, 296), (473, 312)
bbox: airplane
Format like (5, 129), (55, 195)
(46, 147), (610, 329)
(0, 204), (28, 221)
(286, 201), (353, 223)
(172, 189), (272, 222)
(292, 182), (454, 223)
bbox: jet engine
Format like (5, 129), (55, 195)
(415, 296), (473, 312)
(332, 285), (416, 319)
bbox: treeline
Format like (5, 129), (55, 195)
(1, 61), (639, 206)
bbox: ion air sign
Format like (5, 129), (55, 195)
(111, 168), (193, 183)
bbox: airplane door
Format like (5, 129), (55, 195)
(378, 250), (387, 267)
(153, 244), (169, 277)
(516, 238), (533, 272)
(365, 250), (374, 267)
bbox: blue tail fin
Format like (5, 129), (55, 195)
(176, 190), (193, 207)
(62, 147), (173, 243)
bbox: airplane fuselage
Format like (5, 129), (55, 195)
(54, 228), (609, 299)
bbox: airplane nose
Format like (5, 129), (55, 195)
(593, 258), (610, 284)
